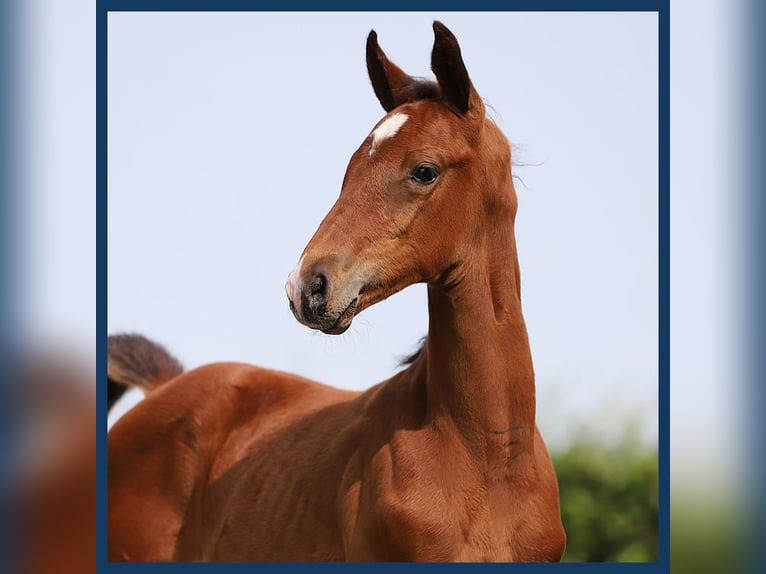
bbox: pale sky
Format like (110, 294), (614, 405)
(105, 11), (659, 449)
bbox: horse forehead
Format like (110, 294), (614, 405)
(368, 112), (410, 156)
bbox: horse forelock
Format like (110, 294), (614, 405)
(393, 78), (441, 104)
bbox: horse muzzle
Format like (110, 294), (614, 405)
(285, 261), (360, 335)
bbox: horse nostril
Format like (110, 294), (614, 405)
(307, 274), (330, 312)
(308, 274), (328, 300)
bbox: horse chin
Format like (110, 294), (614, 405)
(321, 323), (352, 335)
(320, 298), (358, 335)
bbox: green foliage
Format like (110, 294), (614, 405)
(551, 436), (658, 562)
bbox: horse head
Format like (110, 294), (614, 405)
(286, 22), (517, 334)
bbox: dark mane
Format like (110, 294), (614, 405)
(398, 336), (427, 367)
(393, 78), (441, 105)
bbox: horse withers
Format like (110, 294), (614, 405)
(108, 22), (566, 562)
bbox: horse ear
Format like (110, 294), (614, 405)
(431, 21), (483, 118)
(366, 30), (412, 112)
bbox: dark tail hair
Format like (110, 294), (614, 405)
(107, 333), (184, 410)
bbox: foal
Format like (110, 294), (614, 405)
(108, 22), (566, 562)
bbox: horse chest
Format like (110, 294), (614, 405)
(348, 444), (562, 562)
(362, 483), (525, 562)
(346, 450), (499, 560)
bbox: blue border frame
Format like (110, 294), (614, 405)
(97, 2), (669, 571)
(101, 1), (664, 11)
(657, 4), (669, 569)
(97, 0), (108, 569)
(1, 3), (20, 574)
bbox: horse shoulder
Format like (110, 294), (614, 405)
(338, 399), (470, 561)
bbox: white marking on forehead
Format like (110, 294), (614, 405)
(369, 113), (409, 156)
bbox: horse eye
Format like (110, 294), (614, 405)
(410, 164), (439, 185)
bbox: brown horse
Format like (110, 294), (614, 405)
(108, 22), (566, 562)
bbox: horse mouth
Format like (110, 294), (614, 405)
(321, 298), (358, 335)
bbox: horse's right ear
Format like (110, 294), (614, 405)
(366, 30), (412, 112)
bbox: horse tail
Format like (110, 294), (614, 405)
(107, 333), (184, 410)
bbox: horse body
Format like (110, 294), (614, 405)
(108, 22), (566, 562)
(110, 362), (561, 562)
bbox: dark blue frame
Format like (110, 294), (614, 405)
(97, 1), (669, 571)
(1, 2), (20, 573)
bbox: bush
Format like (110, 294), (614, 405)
(552, 437), (658, 562)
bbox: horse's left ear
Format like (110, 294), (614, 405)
(431, 21), (484, 120)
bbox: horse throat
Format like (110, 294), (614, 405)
(423, 223), (536, 461)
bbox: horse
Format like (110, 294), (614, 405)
(108, 21), (566, 562)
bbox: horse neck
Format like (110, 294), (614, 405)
(423, 208), (536, 457)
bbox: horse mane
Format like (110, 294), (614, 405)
(398, 336), (428, 367)
(392, 78), (441, 106)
